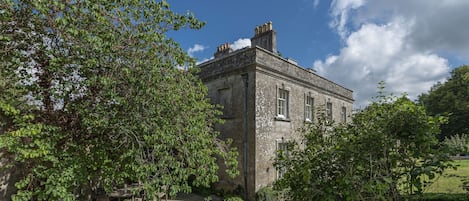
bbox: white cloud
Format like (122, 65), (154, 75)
(313, 0), (320, 9)
(315, 19), (450, 108)
(231, 38), (251, 51)
(187, 44), (206, 57)
(330, 0), (365, 38)
(330, 0), (469, 57)
(193, 38), (250, 64)
(314, 0), (468, 108)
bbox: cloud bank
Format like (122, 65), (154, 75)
(191, 38), (251, 65)
(314, 0), (469, 108)
(231, 38), (251, 50)
(188, 44), (206, 57)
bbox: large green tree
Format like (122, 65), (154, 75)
(274, 91), (452, 200)
(418, 65), (469, 140)
(0, 1), (237, 200)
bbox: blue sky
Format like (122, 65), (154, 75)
(168, 0), (469, 108)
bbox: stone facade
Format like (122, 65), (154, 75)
(198, 22), (354, 200)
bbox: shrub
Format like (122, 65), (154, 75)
(274, 89), (454, 200)
(443, 134), (469, 155)
(224, 195), (243, 201)
(256, 187), (280, 201)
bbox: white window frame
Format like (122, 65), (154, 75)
(276, 139), (289, 179)
(305, 95), (314, 122)
(277, 88), (289, 119)
(341, 106), (347, 123)
(326, 102), (333, 121)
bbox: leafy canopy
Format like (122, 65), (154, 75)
(274, 86), (453, 200)
(0, 0), (237, 200)
(418, 65), (469, 140)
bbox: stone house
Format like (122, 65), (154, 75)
(197, 22), (354, 200)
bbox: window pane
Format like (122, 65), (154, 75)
(277, 141), (288, 179)
(278, 89), (288, 118)
(341, 106), (346, 123)
(326, 102), (332, 121)
(305, 96), (313, 121)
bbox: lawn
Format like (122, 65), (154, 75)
(423, 159), (469, 193)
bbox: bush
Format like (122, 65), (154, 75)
(224, 195), (243, 201)
(443, 134), (469, 155)
(273, 90), (454, 200)
(256, 187), (280, 201)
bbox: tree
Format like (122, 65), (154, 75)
(418, 65), (469, 140)
(274, 89), (453, 200)
(0, 1), (238, 200)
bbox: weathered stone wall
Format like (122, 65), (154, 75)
(198, 50), (258, 200)
(197, 48), (256, 82)
(255, 48), (353, 102)
(254, 68), (353, 190)
(198, 46), (354, 199)
(253, 47), (353, 190)
(204, 73), (245, 189)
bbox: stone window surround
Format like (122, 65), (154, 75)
(341, 106), (347, 123)
(326, 101), (333, 121)
(275, 138), (288, 179)
(305, 93), (314, 123)
(275, 84), (291, 121)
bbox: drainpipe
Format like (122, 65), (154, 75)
(241, 73), (249, 201)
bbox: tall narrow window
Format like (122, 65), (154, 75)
(305, 96), (314, 122)
(276, 141), (288, 179)
(341, 106), (347, 123)
(277, 89), (289, 119)
(326, 102), (333, 121)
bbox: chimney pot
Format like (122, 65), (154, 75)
(214, 42), (233, 58)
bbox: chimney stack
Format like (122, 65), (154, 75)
(214, 43), (232, 58)
(251, 21), (277, 53)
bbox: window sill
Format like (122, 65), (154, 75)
(275, 116), (291, 122)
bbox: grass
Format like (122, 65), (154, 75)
(423, 160), (469, 194)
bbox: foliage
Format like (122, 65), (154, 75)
(223, 195), (244, 201)
(0, 0), (237, 200)
(274, 113), (363, 201)
(274, 84), (453, 200)
(255, 186), (280, 201)
(443, 134), (469, 156)
(191, 184), (243, 201)
(418, 65), (469, 140)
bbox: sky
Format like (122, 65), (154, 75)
(168, 0), (469, 108)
